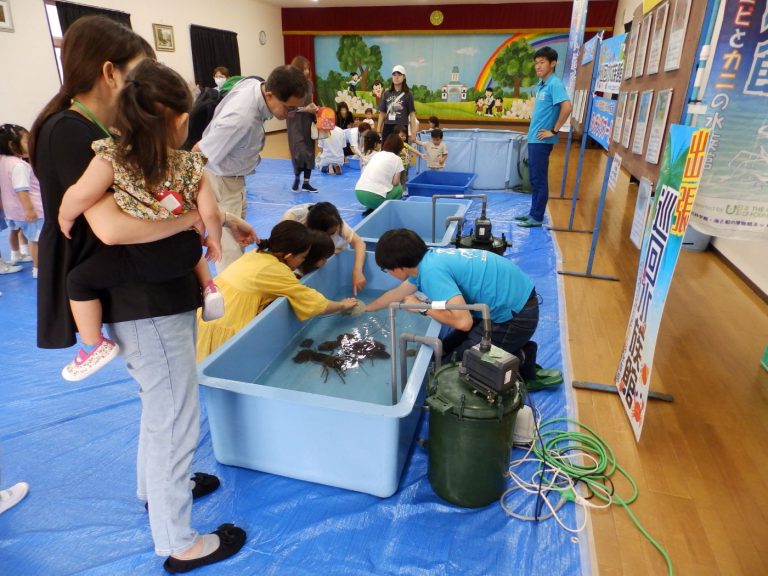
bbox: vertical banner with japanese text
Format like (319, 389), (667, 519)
(561, 0), (589, 131)
(615, 125), (711, 440)
(691, 0), (768, 240)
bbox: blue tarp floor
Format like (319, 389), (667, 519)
(0, 158), (588, 575)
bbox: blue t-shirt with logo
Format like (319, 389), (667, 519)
(528, 73), (570, 145)
(408, 248), (534, 324)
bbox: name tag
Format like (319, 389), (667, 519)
(156, 188), (184, 215)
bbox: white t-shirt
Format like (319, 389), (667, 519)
(318, 126), (346, 167)
(281, 203), (355, 250)
(354, 151), (403, 198)
(345, 127), (361, 153)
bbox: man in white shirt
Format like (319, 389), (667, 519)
(195, 65), (308, 271)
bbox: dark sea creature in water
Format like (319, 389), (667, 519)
(292, 349), (346, 383)
(318, 340), (340, 351)
(299, 338), (314, 348)
(340, 337), (390, 363)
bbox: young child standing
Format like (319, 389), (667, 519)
(0, 124), (44, 278)
(395, 125), (426, 192)
(57, 59), (225, 381)
(363, 108), (376, 127)
(414, 128), (448, 170)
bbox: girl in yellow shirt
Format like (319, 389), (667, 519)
(196, 220), (358, 361)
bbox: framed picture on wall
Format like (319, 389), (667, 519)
(0, 0), (14, 32)
(634, 12), (653, 77)
(152, 23), (175, 52)
(632, 90), (654, 155)
(664, 0), (692, 71)
(646, 2), (669, 75)
(645, 88), (673, 164)
(621, 91), (639, 149)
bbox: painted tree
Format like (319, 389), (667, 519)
(489, 39), (537, 98)
(336, 35), (382, 91)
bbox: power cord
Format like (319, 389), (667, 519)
(503, 396), (674, 575)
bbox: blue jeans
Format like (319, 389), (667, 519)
(107, 311), (200, 556)
(441, 290), (539, 363)
(528, 143), (554, 222)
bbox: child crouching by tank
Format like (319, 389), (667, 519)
(0, 124), (44, 278)
(317, 125), (345, 175)
(395, 124), (426, 193)
(196, 220), (359, 361)
(57, 60), (225, 381)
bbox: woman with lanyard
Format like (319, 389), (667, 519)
(376, 64), (420, 144)
(30, 16), (252, 573)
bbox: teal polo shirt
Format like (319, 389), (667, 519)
(527, 73), (570, 145)
(408, 248), (534, 324)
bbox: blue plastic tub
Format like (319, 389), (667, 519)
(347, 157), (360, 170)
(354, 197), (471, 250)
(198, 250), (440, 497)
(407, 170), (477, 197)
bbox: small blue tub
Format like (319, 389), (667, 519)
(407, 170), (477, 197)
(198, 250), (440, 497)
(354, 198), (471, 250)
(347, 157), (361, 170)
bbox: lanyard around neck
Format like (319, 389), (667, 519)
(71, 100), (112, 138)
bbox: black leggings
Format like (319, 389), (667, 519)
(67, 242), (202, 302)
(294, 168), (311, 180)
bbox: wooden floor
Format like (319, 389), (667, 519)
(263, 132), (768, 576)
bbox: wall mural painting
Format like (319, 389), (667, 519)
(314, 33), (567, 121)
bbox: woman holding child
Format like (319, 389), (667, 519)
(31, 16), (252, 573)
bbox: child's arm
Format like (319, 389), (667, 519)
(59, 156), (115, 239)
(440, 145), (448, 166)
(404, 142), (427, 162)
(196, 172), (223, 262)
(413, 140), (427, 148)
(17, 191), (38, 222)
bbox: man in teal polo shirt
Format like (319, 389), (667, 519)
(518, 47), (572, 228)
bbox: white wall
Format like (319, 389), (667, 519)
(613, 0), (642, 31)
(713, 238), (768, 295)
(0, 0), (286, 131)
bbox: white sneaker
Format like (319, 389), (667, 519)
(10, 253), (33, 264)
(201, 284), (225, 321)
(0, 261), (23, 274)
(0, 482), (29, 515)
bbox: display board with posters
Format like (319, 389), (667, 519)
(608, 0), (708, 185)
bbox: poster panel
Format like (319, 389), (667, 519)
(613, 92), (628, 143)
(632, 90), (655, 154)
(615, 125), (711, 440)
(588, 96), (618, 149)
(646, 2), (670, 75)
(690, 0), (768, 240)
(630, 177), (654, 248)
(634, 12), (653, 77)
(645, 88), (674, 164)
(622, 91), (639, 148)
(664, 0), (692, 72)
(595, 33), (627, 94)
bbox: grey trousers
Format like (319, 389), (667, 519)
(108, 311), (200, 556)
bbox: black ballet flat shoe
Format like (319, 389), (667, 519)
(146, 472), (220, 511)
(163, 523), (246, 573)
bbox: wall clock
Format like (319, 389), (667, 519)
(430, 10), (444, 26)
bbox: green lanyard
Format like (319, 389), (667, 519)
(71, 99), (112, 138)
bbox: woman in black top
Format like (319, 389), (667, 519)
(376, 64), (419, 144)
(30, 16), (250, 573)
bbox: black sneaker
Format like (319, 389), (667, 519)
(291, 177), (300, 191)
(302, 182), (318, 192)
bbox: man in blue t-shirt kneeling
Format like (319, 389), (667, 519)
(364, 229), (539, 376)
(518, 46), (572, 228)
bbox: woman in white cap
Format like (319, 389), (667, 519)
(376, 64), (419, 144)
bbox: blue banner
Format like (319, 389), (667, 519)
(562, 0), (589, 100)
(691, 0), (768, 240)
(582, 35), (599, 65)
(595, 33), (627, 94)
(588, 96), (617, 149)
